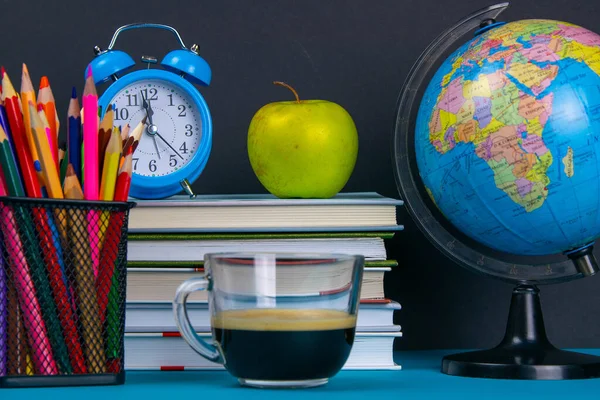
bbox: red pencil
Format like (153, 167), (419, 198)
(114, 146), (133, 202)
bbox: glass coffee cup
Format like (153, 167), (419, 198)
(173, 252), (364, 388)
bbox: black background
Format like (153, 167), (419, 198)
(2, 0), (600, 350)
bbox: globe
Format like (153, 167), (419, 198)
(415, 18), (600, 257)
(394, 2), (600, 380)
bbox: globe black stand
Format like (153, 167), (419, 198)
(442, 285), (600, 379)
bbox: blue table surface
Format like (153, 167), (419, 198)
(5, 349), (600, 399)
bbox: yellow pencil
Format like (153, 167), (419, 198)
(97, 129), (122, 248)
(29, 102), (63, 199)
(37, 105), (59, 169)
(99, 129), (122, 201)
(21, 63), (46, 188)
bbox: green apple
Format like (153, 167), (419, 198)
(248, 82), (358, 199)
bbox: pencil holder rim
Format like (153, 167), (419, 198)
(0, 196), (137, 210)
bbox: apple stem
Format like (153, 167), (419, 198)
(273, 81), (300, 103)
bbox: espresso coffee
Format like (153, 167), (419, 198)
(212, 309), (356, 381)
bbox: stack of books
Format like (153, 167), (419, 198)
(123, 192), (404, 371)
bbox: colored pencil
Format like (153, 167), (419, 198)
(20, 63), (46, 191)
(63, 164), (106, 373)
(129, 117), (146, 153)
(120, 124), (130, 145)
(58, 140), (67, 182)
(83, 66), (99, 200)
(30, 103), (63, 199)
(1, 69), (40, 198)
(0, 90), (20, 185)
(104, 147), (132, 370)
(83, 67), (101, 277)
(33, 102), (72, 300)
(0, 226), (6, 376)
(67, 87), (82, 181)
(0, 125), (22, 197)
(97, 129), (121, 257)
(0, 180), (58, 375)
(97, 131), (123, 317)
(98, 104), (114, 172)
(6, 282), (31, 375)
(38, 76), (59, 165)
(6, 280), (18, 375)
(58, 147), (65, 169)
(37, 103), (58, 169)
(99, 130), (121, 202)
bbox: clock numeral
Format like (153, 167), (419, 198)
(169, 154), (178, 167)
(114, 107), (129, 121)
(149, 159), (157, 173)
(179, 142), (188, 154)
(126, 94), (138, 107)
(133, 158), (139, 171)
(185, 124), (193, 136)
(168, 94), (174, 107)
(141, 88), (158, 101)
(178, 105), (186, 117)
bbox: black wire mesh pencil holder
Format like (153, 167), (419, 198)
(0, 196), (135, 388)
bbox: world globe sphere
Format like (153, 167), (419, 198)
(415, 19), (600, 257)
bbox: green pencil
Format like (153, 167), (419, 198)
(0, 125), (23, 196)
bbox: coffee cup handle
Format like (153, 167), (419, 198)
(173, 277), (224, 364)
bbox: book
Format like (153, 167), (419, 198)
(125, 300), (402, 333)
(124, 331), (402, 371)
(127, 192), (404, 232)
(127, 266), (391, 302)
(127, 237), (388, 262)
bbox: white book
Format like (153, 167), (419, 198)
(126, 267), (390, 302)
(127, 237), (388, 262)
(127, 192), (403, 233)
(125, 332), (402, 371)
(125, 301), (401, 333)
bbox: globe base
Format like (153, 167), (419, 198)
(442, 285), (600, 380)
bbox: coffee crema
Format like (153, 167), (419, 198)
(213, 309), (356, 381)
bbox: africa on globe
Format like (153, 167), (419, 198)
(416, 19), (600, 256)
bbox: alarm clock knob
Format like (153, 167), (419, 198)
(161, 49), (211, 86)
(86, 50), (136, 84)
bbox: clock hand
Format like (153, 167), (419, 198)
(152, 135), (161, 159)
(155, 131), (184, 160)
(140, 91), (162, 159)
(140, 91), (154, 125)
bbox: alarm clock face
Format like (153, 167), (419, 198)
(110, 78), (202, 177)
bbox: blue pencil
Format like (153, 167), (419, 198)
(39, 176), (71, 305)
(67, 87), (82, 181)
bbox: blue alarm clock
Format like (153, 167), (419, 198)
(86, 23), (212, 199)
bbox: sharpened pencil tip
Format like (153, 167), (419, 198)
(86, 65), (93, 79)
(106, 103), (113, 111)
(22, 63), (30, 77)
(72, 86), (77, 98)
(142, 116), (147, 125)
(40, 76), (50, 89)
(0, 66), (5, 78)
(66, 163), (75, 177)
